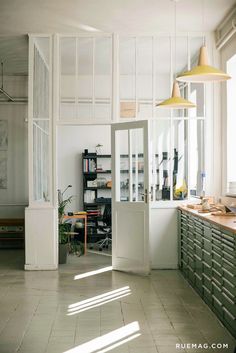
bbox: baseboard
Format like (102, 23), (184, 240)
(151, 264), (178, 270)
(24, 264), (58, 271)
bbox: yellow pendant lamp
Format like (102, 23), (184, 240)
(156, 0), (195, 109)
(177, 45), (231, 82)
(156, 81), (195, 109)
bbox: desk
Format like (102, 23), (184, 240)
(63, 214), (87, 255)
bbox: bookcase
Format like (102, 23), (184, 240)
(82, 153), (112, 244)
(0, 219), (25, 248)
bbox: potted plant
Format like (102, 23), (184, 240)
(58, 187), (73, 264)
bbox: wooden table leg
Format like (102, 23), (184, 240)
(84, 215), (87, 255)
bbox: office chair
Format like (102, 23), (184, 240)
(95, 203), (112, 251)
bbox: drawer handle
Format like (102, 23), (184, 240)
(222, 256), (234, 268)
(222, 276), (235, 288)
(222, 287), (236, 301)
(212, 278), (221, 289)
(222, 307), (236, 321)
(222, 233), (234, 242)
(212, 237), (221, 244)
(212, 268), (222, 280)
(223, 243), (235, 253)
(202, 249), (210, 255)
(194, 272), (202, 281)
(202, 261), (211, 269)
(212, 258), (221, 268)
(212, 294), (222, 306)
(202, 272), (211, 281)
(194, 253), (202, 261)
(212, 249), (221, 257)
(202, 285), (211, 294)
(222, 250), (234, 260)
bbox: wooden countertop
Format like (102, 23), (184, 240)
(178, 205), (236, 234)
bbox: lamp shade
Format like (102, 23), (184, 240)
(177, 46), (231, 82)
(156, 81), (196, 109)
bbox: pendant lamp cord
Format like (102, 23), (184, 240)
(202, 0), (206, 46)
(174, 0), (177, 80)
(1, 62), (3, 90)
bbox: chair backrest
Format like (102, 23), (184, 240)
(103, 204), (112, 226)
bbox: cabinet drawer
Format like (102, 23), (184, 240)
(203, 237), (212, 252)
(202, 260), (212, 278)
(222, 249), (236, 265)
(222, 291), (236, 317)
(223, 306), (236, 336)
(203, 284), (212, 305)
(182, 250), (189, 264)
(195, 242), (202, 258)
(195, 232), (203, 244)
(212, 267), (222, 286)
(212, 279), (222, 301)
(202, 272), (212, 291)
(181, 239), (188, 251)
(204, 226), (212, 240)
(212, 248), (222, 264)
(212, 294), (223, 318)
(202, 249), (211, 264)
(221, 231), (235, 245)
(188, 266), (195, 285)
(194, 254), (202, 276)
(222, 277), (236, 298)
(194, 272), (203, 295)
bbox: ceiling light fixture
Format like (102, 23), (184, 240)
(156, 0), (195, 109)
(177, 0), (231, 83)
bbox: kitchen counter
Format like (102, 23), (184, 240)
(178, 205), (236, 234)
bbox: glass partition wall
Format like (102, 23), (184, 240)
(30, 36), (52, 204)
(58, 34), (206, 202)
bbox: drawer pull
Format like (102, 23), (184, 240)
(202, 272), (211, 281)
(222, 233), (234, 242)
(202, 249), (211, 256)
(194, 254), (202, 261)
(222, 250), (234, 260)
(212, 294), (222, 306)
(203, 285), (211, 294)
(222, 256), (234, 268)
(202, 261), (211, 269)
(223, 307), (236, 321)
(222, 276), (235, 288)
(194, 272), (202, 281)
(212, 278), (221, 290)
(222, 287), (235, 301)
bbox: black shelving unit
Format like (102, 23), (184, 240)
(82, 153), (112, 244)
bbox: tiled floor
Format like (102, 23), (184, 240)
(0, 250), (235, 353)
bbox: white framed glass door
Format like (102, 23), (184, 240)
(111, 120), (151, 274)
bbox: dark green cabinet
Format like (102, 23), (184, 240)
(178, 209), (236, 338)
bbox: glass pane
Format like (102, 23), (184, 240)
(33, 120), (50, 201)
(151, 120), (171, 200)
(33, 38), (50, 120)
(226, 54), (236, 194)
(155, 37), (171, 118)
(119, 37), (136, 119)
(77, 37), (93, 120)
(173, 120), (188, 200)
(137, 37), (153, 118)
(173, 37), (188, 118)
(116, 130), (129, 202)
(131, 128), (144, 202)
(94, 37), (112, 121)
(189, 119), (205, 196)
(60, 37), (76, 120)
(190, 37), (205, 117)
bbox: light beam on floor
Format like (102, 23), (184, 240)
(74, 266), (112, 280)
(63, 321), (141, 353)
(67, 286), (131, 315)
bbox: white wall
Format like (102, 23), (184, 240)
(0, 76), (28, 218)
(57, 125), (111, 211)
(150, 207), (178, 269)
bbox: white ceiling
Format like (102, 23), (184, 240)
(0, 0), (235, 75)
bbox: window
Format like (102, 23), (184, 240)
(226, 54), (236, 195)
